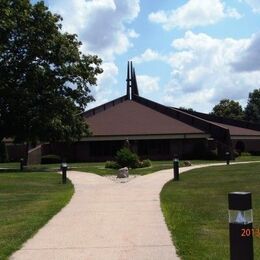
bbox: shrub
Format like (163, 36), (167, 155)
(115, 148), (140, 168)
(41, 154), (61, 164)
(141, 159), (152, 168)
(105, 161), (119, 169)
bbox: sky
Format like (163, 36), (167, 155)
(32, 0), (260, 112)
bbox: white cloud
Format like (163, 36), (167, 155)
(47, 0), (140, 110)
(88, 62), (119, 108)
(96, 62), (119, 89)
(48, 0), (140, 60)
(243, 0), (260, 13)
(232, 33), (260, 71)
(127, 29), (140, 38)
(132, 48), (166, 63)
(148, 0), (241, 30)
(164, 86), (215, 112)
(122, 32), (260, 112)
(136, 75), (160, 94)
(161, 31), (260, 112)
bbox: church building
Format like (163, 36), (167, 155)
(52, 62), (260, 161)
(6, 62), (260, 163)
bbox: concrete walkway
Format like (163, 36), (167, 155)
(11, 161), (259, 260)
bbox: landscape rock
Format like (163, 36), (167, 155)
(184, 161), (192, 166)
(117, 167), (129, 178)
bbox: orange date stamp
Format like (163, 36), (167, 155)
(241, 228), (260, 238)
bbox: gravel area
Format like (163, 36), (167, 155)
(105, 175), (139, 183)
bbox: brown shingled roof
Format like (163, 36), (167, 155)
(178, 109), (260, 137)
(213, 122), (260, 136)
(85, 100), (204, 136)
(83, 62), (260, 145)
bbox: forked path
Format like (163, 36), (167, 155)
(11, 162), (258, 260)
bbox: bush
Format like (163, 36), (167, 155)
(105, 161), (119, 169)
(41, 154), (61, 164)
(140, 159), (152, 168)
(115, 148), (140, 168)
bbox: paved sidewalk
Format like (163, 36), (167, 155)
(11, 161), (259, 260)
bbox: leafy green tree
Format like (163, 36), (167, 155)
(211, 99), (244, 120)
(0, 1), (103, 155)
(244, 89), (260, 123)
(179, 107), (195, 112)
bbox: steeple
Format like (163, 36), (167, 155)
(126, 61), (131, 99)
(132, 67), (139, 96)
(126, 61), (139, 100)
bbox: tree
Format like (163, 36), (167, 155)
(179, 107), (195, 113)
(244, 89), (260, 123)
(211, 99), (244, 120)
(0, 1), (103, 154)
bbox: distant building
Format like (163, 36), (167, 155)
(6, 62), (260, 163)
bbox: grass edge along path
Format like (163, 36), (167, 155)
(0, 172), (74, 260)
(160, 163), (260, 260)
(1, 156), (260, 176)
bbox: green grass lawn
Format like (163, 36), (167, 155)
(1, 155), (260, 176)
(0, 161), (175, 175)
(6, 160), (215, 176)
(160, 163), (260, 260)
(0, 172), (74, 260)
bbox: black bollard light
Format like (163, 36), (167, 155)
(226, 151), (231, 165)
(173, 156), (179, 181)
(61, 162), (68, 184)
(20, 158), (24, 171)
(228, 192), (253, 260)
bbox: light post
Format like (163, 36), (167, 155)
(228, 192), (253, 260)
(61, 162), (68, 184)
(20, 158), (24, 171)
(173, 155), (179, 181)
(226, 151), (231, 165)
